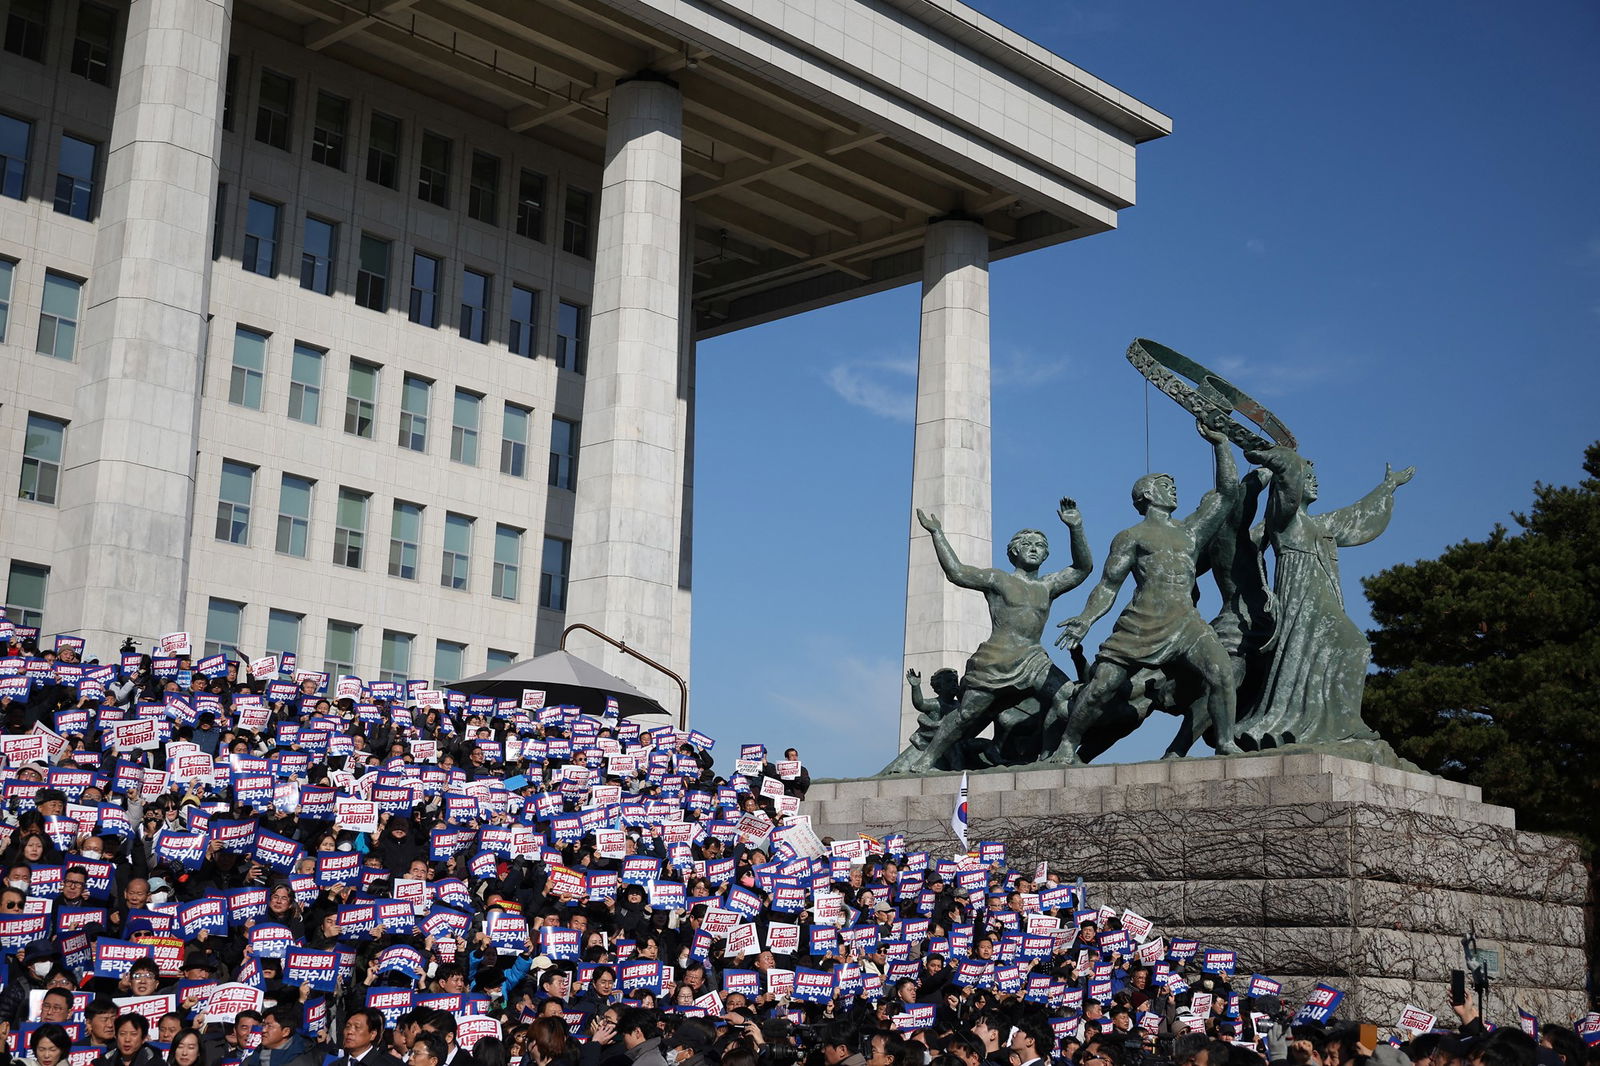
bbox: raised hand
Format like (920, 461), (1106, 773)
(1057, 497), (1081, 526)
(916, 509), (942, 533)
(1385, 463), (1415, 488)
(1055, 617), (1089, 651)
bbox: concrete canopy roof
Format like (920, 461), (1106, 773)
(240, 0), (1170, 336)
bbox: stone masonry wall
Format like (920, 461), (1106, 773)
(800, 754), (1588, 1026)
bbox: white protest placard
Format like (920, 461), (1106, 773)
(416, 689), (445, 710)
(759, 776), (786, 800)
(1398, 1005), (1437, 1033)
(335, 798), (379, 834)
(160, 632), (192, 656)
(249, 656), (278, 680)
(726, 923), (759, 956)
(115, 994), (176, 1028)
(776, 759), (801, 780)
(110, 718), (161, 751)
(520, 689), (546, 710)
(766, 922), (801, 954)
(202, 983), (263, 1024)
(594, 828), (626, 859)
(457, 1017), (501, 1051)
(1120, 909), (1153, 940)
(336, 677), (363, 699)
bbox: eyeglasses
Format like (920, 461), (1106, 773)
(64, 878), (88, 887)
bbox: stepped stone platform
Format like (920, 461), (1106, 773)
(800, 752), (1588, 1024)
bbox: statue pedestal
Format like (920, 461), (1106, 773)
(801, 753), (1588, 1022)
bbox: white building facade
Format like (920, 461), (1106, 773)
(0, 0), (1168, 730)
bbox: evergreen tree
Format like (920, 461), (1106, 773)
(1362, 441), (1600, 851)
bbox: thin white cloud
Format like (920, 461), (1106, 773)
(1245, 238), (1267, 255)
(823, 357), (917, 422)
(993, 346), (1071, 388)
(765, 645), (903, 776)
(825, 348), (1071, 422)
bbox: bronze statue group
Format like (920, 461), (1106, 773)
(886, 343), (1415, 775)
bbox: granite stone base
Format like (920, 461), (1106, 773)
(801, 753), (1588, 1024)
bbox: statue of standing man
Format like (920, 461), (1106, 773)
(881, 500), (1093, 774)
(1045, 420), (1243, 763)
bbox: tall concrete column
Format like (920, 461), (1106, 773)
(54, 0), (231, 653)
(900, 218), (992, 745)
(670, 207), (696, 719)
(567, 75), (686, 715)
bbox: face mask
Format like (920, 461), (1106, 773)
(337, 842), (353, 852)
(7, 880), (27, 892)
(81, 849), (102, 860)
(32, 961), (52, 977)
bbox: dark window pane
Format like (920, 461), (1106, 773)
(255, 70), (294, 150)
(52, 134), (96, 219)
(418, 131), (451, 207)
(562, 186), (592, 257)
(70, 3), (117, 85)
(366, 112), (401, 188)
(311, 92), (348, 169)
(5, 0), (47, 62)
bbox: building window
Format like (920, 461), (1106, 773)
(255, 70), (294, 150)
(356, 234), (389, 311)
(562, 186), (592, 257)
(223, 55), (238, 132)
(540, 536), (570, 610)
(215, 459), (254, 544)
(434, 639), (465, 686)
(399, 374), (430, 452)
(417, 131), (451, 207)
(229, 326), (267, 409)
(450, 390), (480, 465)
(459, 268), (489, 343)
(324, 620), (359, 678)
(53, 134), (97, 219)
(333, 488), (368, 568)
(4, 0), (46, 61)
(203, 598), (243, 658)
(243, 197), (280, 276)
(4, 562), (48, 629)
(300, 216), (336, 294)
(36, 273), (82, 361)
(311, 92), (348, 169)
(266, 608), (301, 658)
(500, 403), (529, 478)
(388, 500), (421, 580)
(549, 416), (578, 490)
(508, 284), (538, 358)
(366, 111), (400, 188)
(19, 413), (66, 505)
(516, 169), (545, 241)
(380, 630), (413, 683)
(70, 3), (116, 85)
(408, 252), (439, 327)
(556, 300), (586, 373)
(468, 151), (499, 224)
(441, 513), (472, 590)
(492, 524), (522, 601)
(288, 342), (323, 424)
(487, 648), (516, 670)
(0, 114), (31, 200)
(0, 258), (13, 342)
(276, 474), (313, 557)
(212, 182), (227, 260)
(345, 360), (378, 438)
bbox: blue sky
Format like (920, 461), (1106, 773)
(686, 0), (1600, 778)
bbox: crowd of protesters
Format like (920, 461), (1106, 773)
(0, 626), (1594, 1066)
